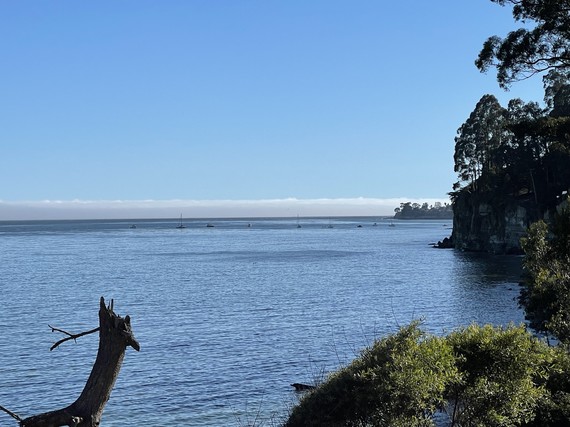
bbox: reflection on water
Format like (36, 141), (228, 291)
(453, 251), (523, 285)
(446, 251), (525, 330)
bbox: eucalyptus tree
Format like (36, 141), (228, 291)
(543, 70), (570, 113)
(505, 98), (546, 160)
(501, 99), (548, 199)
(453, 94), (508, 191)
(538, 70), (570, 197)
(476, 0), (570, 89)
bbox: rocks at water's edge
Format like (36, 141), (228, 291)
(433, 236), (454, 249)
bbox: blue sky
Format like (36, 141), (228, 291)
(0, 1), (546, 219)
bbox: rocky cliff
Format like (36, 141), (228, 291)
(450, 191), (542, 254)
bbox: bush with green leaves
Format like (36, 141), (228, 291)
(285, 322), (456, 427)
(445, 324), (549, 426)
(525, 346), (570, 427)
(521, 202), (570, 345)
(285, 323), (570, 427)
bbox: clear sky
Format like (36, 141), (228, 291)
(0, 1), (546, 219)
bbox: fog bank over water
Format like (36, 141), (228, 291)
(0, 198), (449, 220)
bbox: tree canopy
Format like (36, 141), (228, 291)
(451, 0), (570, 223)
(393, 201), (452, 219)
(476, 0), (570, 88)
(451, 70), (570, 215)
(453, 94), (507, 191)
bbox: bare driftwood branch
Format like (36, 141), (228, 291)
(1, 297), (139, 427)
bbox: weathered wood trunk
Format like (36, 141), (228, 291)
(20, 297), (139, 427)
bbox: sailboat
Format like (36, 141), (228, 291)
(296, 214), (302, 228)
(176, 214), (186, 229)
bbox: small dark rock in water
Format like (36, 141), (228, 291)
(291, 383), (315, 391)
(434, 237), (454, 249)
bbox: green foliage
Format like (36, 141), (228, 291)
(544, 70), (570, 114)
(451, 76), (570, 217)
(394, 201), (452, 219)
(476, 0), (570, 89)
(521, 203), (570, 345)
(285, 323), (570, 427)
(446, 324), (548, 426)
(525, 347), (570, 427)
(453, 94), (507, 191)
(452, 2), (570, 218)
(285, 322), (456, 427)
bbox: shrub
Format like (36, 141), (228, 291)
(520, 203), (570, 345)
(445, 324), (548, 426)
(285, 322), (455, 427)
(284, 323), (570, 426)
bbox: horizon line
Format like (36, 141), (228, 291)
(0, 197), (451, 221)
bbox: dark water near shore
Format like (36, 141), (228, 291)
(0, 217), (525, 426)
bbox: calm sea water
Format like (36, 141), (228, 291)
(0, 217), (525, 426)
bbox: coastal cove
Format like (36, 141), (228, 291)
(0, 217), (525, 426)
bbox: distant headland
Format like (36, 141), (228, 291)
(393, 201), (453, 220)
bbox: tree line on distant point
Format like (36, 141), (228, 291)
(393, 201), (453, 219)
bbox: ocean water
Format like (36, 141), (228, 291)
(0, 217), (525, 426)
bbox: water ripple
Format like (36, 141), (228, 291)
(0, 219), (524, 426)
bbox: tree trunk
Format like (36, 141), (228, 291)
(19, 297), (140, 427)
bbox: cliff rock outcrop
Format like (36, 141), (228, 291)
(450, 191), (541, 254)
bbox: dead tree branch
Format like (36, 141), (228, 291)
(0, 405), (23, 423)
(1, 297), (139, 427)
(49, 326), (100, 351)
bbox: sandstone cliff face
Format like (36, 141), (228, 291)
(451, 192), (539, 254)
